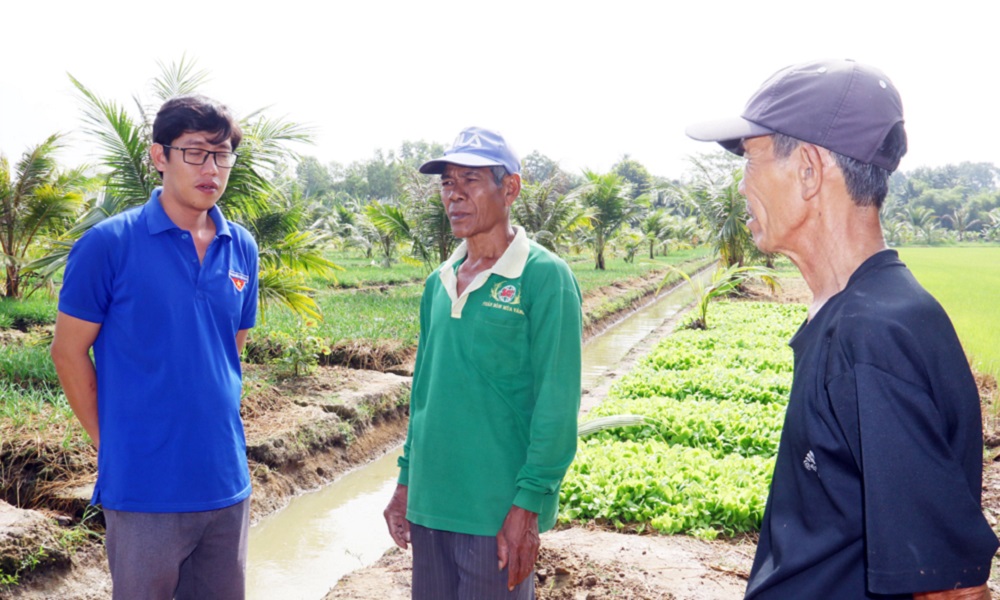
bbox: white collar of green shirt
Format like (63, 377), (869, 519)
(438, 226), (529, 318)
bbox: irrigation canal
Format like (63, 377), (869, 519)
(246, 274), (705, 600)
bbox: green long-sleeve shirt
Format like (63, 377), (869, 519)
(398, 228), (582, 536)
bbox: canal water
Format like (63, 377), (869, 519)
(246, 274), (703, 600)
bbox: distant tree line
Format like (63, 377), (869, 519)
(883, 162), (1000, 243)
(2, 58), (996, 313)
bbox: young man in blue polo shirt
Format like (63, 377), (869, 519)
(687, 60), (997, 599)
(51, 95), (258, 600)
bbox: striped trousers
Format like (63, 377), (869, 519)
(410, 522), (535, 600)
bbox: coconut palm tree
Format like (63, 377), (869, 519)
(399, 167), (456, 266)
(640, 209), (672, 259)
(0, 135), (85, 297)
(942, 206), (980, 242)
(984, 208), (1000, 241)
(686, 155), (753, 268)
(35, 58), (329, 317)
(364, 200), (408, 268)
(512, 178), (591, 253)
(574, 171), (645, 269)
(900, 205), (940, 245)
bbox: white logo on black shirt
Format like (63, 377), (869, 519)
(803, 450), (818, 473)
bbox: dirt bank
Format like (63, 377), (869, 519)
(324, 276), (1000, 600)
(9, 269), (997, 599)
(329, 528), (754, 600)
(322, 277), (801, 600)
(1, 263), (703, 598)
(3, 365), (413, 600)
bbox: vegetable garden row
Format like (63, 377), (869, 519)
(561, 300), (807, 539)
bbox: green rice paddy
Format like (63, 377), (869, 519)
(898, 246), (1000, 380)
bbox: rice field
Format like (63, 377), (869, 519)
(898, 246), (1000, 380)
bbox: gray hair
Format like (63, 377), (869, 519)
(490, 165), (509, 187)
(770, 132), (901, 209)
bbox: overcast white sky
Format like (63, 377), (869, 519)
(2, 1), (996, 180)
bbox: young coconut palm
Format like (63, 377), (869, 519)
(33, 57), (330, 318)
(0, 135), (85, 298)
(573, 170), (646, 270)
(512, 178), (592, 254)
(659, 263), (779, 330)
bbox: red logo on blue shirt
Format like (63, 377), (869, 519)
(229, 270), (249, 292)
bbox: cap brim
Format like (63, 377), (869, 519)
(685, 117), (775, 155)
(419, 152), (503, 174)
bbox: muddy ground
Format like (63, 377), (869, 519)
(0, 265), (695, 598)
(4, 273), (999, 599)
(324, 276), (1000, 600)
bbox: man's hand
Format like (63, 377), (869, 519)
(914, 584), (991, 600)
(496, 505), (539, 591)
(383, 484), (410, 549)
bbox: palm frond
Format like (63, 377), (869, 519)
(366, 202), (413, 241)
(259, 230), (342, 275)
(151, 55), (210, 101)
(70, 75), (153, 207)
(258, 266), (322, 320)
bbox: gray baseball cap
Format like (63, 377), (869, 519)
(419, 126), (521, 176)
(686, 59), (907, 171)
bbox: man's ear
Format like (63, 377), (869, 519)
(150, 143), (167, 172)
(797, 143), (824, 201)
(503, 173), (522, 207)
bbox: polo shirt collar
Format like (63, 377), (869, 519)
(440, 226), (530, 279)
(437, 227), (530, 318)
(143, 187), (232, 238)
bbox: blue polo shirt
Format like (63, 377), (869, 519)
(58, 188), (258, 512)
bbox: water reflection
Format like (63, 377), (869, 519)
(580, 278), (700, 391)
(247, 274), (703, 599)
(247, 448), (402, 600)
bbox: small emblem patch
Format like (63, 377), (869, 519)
(229, 270), (249, 292)
(803, 450), (818, 473)
(490, 281), (520, 305)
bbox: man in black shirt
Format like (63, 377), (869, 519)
(687, 59), (997, 599)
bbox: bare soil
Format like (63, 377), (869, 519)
(5, 269), (1000, 599)
(329, 528), (754, 600)
(326, 275), (1000, 600)
(3, 365), (413, 599)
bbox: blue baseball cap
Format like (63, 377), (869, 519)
(686, 59), (907, 171)
(419, 126), (521, 175)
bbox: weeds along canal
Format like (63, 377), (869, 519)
(246, 273), (707, 600)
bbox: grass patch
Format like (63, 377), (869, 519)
(0, 294), (58, 331)
(0, 343), (60, 388)
(307, 253), (430, 289)
(569, 248), (712, 294)
(898, 246), (1000, 380)
(250, 284), (423, 364)
(259, 249), (716, 362)
(0, 381), (72, 428)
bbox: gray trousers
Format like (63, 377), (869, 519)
(104, 498), (250, 600)
(409, 522), (535, 600)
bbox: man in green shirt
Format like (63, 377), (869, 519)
(383, 127), (582, 599)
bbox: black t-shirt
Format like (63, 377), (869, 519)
(745, 250), (998, 599)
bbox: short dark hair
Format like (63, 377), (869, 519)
(770, 127), (905, 209)
(153, 95), (243, 154)
(490, 165), (509, 187)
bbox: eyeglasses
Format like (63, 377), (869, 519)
(162, 145), (239, 169)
